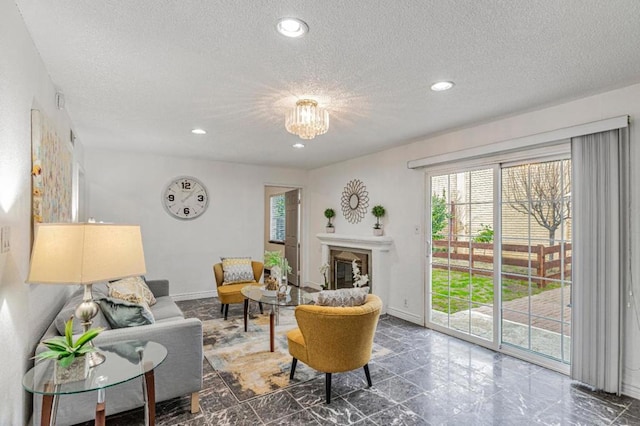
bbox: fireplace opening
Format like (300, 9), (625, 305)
(329, 247), (371, 290)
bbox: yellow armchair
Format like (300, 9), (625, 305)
(287, 294), (382, 403)
(213, 261), (264, 324)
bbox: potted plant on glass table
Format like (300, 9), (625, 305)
(35, 316), (103, 384)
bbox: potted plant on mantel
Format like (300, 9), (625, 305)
(371, 205), (386, 236)
(324, 208), (336, 233)
(35, 316), (103, 384)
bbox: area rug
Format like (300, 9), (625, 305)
(202, 307), (320, 401)
(202, 307), (392, 402)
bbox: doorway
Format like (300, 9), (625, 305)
(264, 185), (302, 286)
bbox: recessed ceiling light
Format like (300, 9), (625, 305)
(191, 128), (207, 135)
(292, 143), (305, 149)
(430, 81), (455, 92)
(276, 18), (308, 38)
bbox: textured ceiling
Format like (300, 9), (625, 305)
(15, 0), (640, 169)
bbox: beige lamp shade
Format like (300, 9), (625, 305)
(26, 223), (147, 284)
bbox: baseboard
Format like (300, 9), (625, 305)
(622, 382), (640, 400)
(171, 290), (217, 301)
(386, 307), (423, 325)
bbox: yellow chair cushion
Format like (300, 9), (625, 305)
(216, 281), (259, 305)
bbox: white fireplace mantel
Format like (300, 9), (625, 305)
(316, 233), (393, 251)
(317, 233), (393, 314)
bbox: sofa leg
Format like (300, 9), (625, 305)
(190, 392), (200, 413)
(363, 364), (372, 387)
(290, 357), (297, 380)
(325, 373), (332, 404)
(259, 302), (264, 314)
(224, 304), (229, 320)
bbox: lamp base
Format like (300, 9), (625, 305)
(75, 283), (105, 367)
(86, 350), (106, 367)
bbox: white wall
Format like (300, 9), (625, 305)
(85, 149), (307, 298)
(305, 83), (640, 397)
(0, 1), (79, 423)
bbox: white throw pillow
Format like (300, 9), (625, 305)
(316, 287), (370, 307)
(221, 257), (254, 284)
(108, 276), (157, 306)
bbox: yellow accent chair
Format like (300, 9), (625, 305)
(287, 294), (382, 403)
(213, 261), (264, 324)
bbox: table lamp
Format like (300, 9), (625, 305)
(26, 223), (147, 367)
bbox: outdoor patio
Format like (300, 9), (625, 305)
(432, 286), (571, 362)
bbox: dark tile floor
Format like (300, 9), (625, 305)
(83, 298), (640, 425)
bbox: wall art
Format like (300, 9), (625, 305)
(31, 109), (73, 235)
(341, 179), (369, 224)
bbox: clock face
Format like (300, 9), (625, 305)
(162, 176), (209, 220)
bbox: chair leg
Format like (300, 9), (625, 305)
(290, 357), (298, 380)
(325, 373), (332, 404)
(244, 299), (249, 332)
(224, 304), (229, 320)
(220, 304), (224, 314)
(259, 302), (264, 314)
(363, 364), (372, 387)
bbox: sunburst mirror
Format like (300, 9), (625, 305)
(341, 179), (369, 224)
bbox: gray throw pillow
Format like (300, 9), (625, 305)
(54, 292), (112, 335)
(316, 287), (370, 307)
(96, 296), (155, 328)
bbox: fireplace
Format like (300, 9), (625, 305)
(329, 247), (371, 290)
(318, 233), (392, 314)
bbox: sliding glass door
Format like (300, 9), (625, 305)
(500, 159), (571, 364)
(429, 168), (496, 344)
(427, 156), (572, 367)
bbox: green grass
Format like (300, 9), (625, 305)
(431, 269), (560, 314)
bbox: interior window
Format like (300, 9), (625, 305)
(269, 194), (285, 243)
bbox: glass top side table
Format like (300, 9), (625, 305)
(23, 340), (167, 426)
(241, 285), (318, 352)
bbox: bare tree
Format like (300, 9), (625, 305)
(504, 160), (571, 246)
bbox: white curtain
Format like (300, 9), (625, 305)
(571, 128), (630, 394)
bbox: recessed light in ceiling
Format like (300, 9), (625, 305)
(292, 143), (305, 149)
(191, 128), (207, 135)
(276, 18), (308, 38)
(430, 81), (455, 92)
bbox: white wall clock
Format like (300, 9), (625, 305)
(162, 176), (209, 220)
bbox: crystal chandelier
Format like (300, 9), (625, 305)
(285, 99), (329, 140)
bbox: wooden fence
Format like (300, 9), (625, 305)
(432, 240), (571, 287)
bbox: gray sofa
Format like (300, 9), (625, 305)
(33, 279), (203, 426)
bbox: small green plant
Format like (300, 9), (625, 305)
(324, 208), (336, 227)
(36, 317), (103, 367)
(371, 205), (385, 229)
(264, 250), (292, 274)
(473, 224), (494, 243)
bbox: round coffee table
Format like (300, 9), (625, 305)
(241, 285), (318, 352)
(23, 340), (167, 426)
